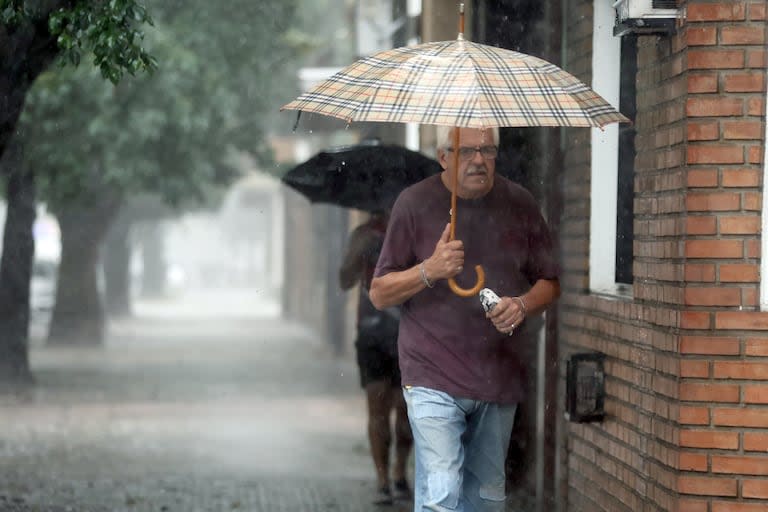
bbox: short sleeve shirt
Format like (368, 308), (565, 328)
(374, 174), (559, 404)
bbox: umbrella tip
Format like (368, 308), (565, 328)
(457, 3), (465, 41)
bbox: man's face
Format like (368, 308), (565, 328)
(438, 128), (497, 199)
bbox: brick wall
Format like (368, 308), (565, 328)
(677, 1), (767, 510)
(559, 1), (767, 511)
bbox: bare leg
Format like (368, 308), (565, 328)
(365, 380), (394, 489)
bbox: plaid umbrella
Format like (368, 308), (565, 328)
(282, 8), (628, 296)
(281, 40), (629, 129)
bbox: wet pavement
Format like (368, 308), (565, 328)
(2, 289), (535, 511)
(1, 289), (408, 511)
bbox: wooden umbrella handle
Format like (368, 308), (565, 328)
(448, 126), (485, 297)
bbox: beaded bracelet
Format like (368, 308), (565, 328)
(419, 262), (434, 288)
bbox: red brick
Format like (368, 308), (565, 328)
(715, 362), (768, 380)
(680, 406), (710, 425)
(685, 263), (716, 282)
(723, 120), (763, 140)
(680, 383), (740, 402)
(744, 385), (768, 404)
(687, 122), (720, 141)
(680, 336), (740, 355)
(716, 312), (768, 330)
(743, 192), (762, 210)
(744, 432), (768, 451)
(686, 216), (717, 235)
(748, 145), (763, 163)
(679, 498), (708, 512)
(679, 453), (708, 472)
(724, 72), (766, 92)
(720, 216), (761, 235)
(687, 26), (717, 45)
(745, 339), (768, 356)
(687, 168), (719, 186)
(681, 430), (739, 450)
(712, 455), (768, 475)
(746, 240), (761, 258)
(689, 50), (745, 69)
(686, 97), (744, 117)
(722, 168), (760, 187)
(685, 287), (741, 306)
(743, 479), (768, 499)
(686, 192), (741, 211)
(685, 240), (742, 259)
(747, 48), (767, 68)
(713, 502), (768, 512)
(681, 311), (711, 329)
(680, 360), (709, 378)
(714, 408), (768, 427)
(687, 146), (744, 165)
(720, 263), (760, 282)
(750, 3), (767, 20)
(687, 4), (746, 21)
(678, 475), (737, 496)
(688, 73), (719, 93)
(721, 26), (766, 45)
(747, 98), (765, 116)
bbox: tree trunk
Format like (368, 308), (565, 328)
(47, 190), (122, 346)
(0, 139), (35, 388)
(103, 210), (133, 317)
(0, 6), (62, 166)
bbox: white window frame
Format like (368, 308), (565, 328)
(590, 2), (627, 296)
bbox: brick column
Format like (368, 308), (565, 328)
(677, 2), (768, 510)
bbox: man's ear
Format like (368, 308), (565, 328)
(437, 149), (449, 170)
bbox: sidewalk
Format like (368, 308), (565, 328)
(1, 289), (410, 511)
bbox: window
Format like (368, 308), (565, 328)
(589, 2), (635, 295)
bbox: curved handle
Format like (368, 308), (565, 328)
(448, 264), (485, 297)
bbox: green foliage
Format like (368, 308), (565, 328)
(20, 0), (300, 210)
(49, 0), (157, 83)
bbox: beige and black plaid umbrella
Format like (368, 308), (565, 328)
(282, 38), (627, 130)
(282, 6), (628, 296)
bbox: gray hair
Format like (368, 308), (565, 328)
(435, 126), (499, 150)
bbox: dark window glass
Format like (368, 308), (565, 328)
(615, 35), (637, 285)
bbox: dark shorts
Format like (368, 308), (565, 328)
(355, 332), (401, 388)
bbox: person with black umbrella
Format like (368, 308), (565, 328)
(339, 210), (413, 506)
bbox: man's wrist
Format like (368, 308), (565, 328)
(419, 261), (434, 288)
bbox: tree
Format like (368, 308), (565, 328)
(0, 0), (155, 387)
(20, 0), (298, 345)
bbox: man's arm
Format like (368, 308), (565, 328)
(370, 223), (463, 309)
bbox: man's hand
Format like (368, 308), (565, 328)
(423, 223), (464, 281)
(487, 296), (526, 335)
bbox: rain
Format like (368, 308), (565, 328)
(2, 1), (766, 512)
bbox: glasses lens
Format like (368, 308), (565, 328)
(480, 146), (498, 159)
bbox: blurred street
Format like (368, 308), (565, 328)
(1, 290), (410, 512)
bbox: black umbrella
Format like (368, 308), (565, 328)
(281, 143), (442, 212)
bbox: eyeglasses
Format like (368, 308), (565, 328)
(445, 145), (498, 161)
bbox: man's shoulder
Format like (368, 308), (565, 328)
(394, 174), (443, 209)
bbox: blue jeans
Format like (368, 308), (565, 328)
(403, 386), (517, 512)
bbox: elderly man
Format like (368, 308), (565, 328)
(369, 126), (560, 512)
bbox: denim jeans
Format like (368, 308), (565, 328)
(403, 386), (517, 512)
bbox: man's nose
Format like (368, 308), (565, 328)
(471, 148), (485, 163)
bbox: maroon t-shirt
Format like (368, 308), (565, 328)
(374, 174), (559, 404)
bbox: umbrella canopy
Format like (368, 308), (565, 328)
(281, 6), (628, 297)
(281, 39), (630, 129)
(281, 143), (441, 213)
